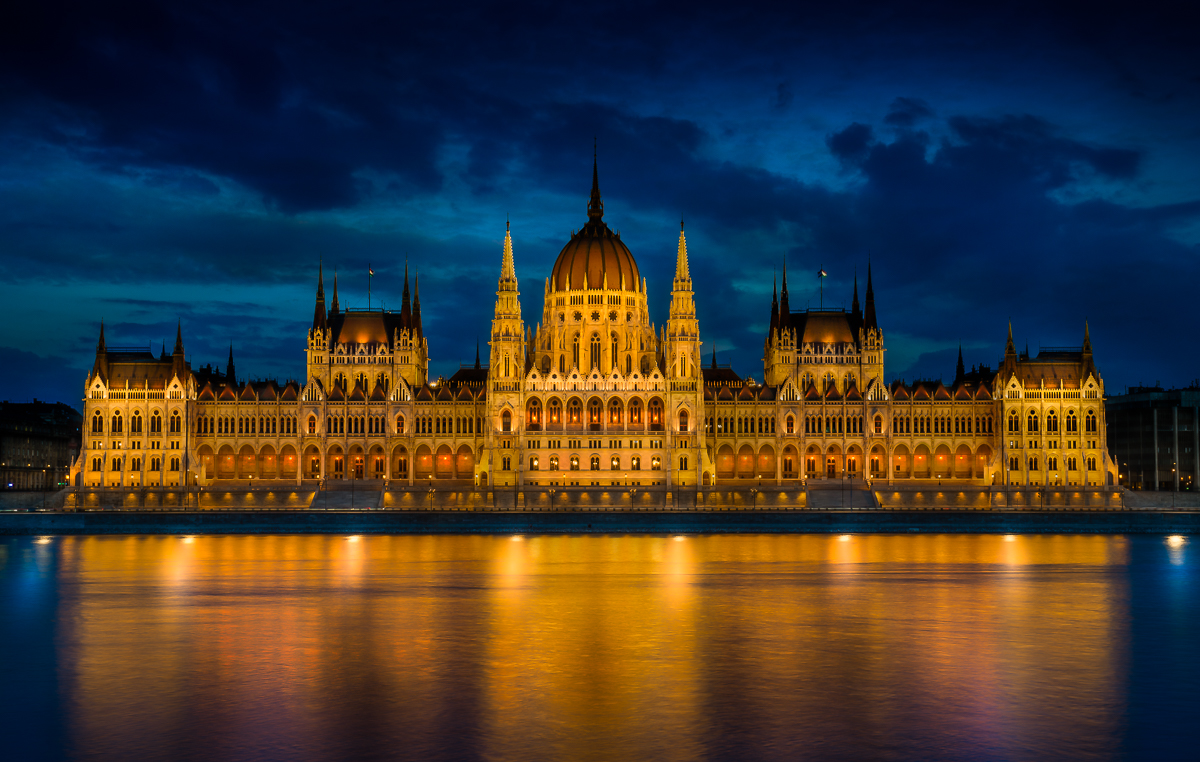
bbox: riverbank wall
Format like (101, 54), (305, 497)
(2, 508), (1198, 535)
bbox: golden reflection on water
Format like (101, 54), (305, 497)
(56, 535), (1131, 761)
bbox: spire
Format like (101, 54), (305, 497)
(97, 320), (106, 352)
(863, 260), (877, 331)
(955, 345), (965, 384)
(1005, 321), (1016, 359)
(91, 320), (109, 382)
(172, 321), (186, 379)
(779, 259), (791, 326)
(587, 139), (604, 223)
(851, 267), (861, 318)
(475, 338), (481, 370)
(401, 259), (412, 329)
(226, 344), (236, 386)
(174, 321), (184, 355)
(1082, 321), (1092, 354)
(711, 345), (717, 370)
(313, 261), (327, 331)
(500, 219), (517, 288)
(675, 220), (690, 281)
(330, 271), (340, 315)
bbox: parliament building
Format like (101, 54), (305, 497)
(73, 158), (1117, 491)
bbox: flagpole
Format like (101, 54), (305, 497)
(368, 263), (372, 310)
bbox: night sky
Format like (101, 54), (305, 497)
(2, 1), (1198, 409)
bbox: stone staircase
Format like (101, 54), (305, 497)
(805, 479), (879, 509)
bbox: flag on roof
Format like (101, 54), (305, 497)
(818, 268), (827, 278)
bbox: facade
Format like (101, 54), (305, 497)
(1, 400), (81, 490)
(1106, 385), (1199, 491)
(72, 158), (1116, 491)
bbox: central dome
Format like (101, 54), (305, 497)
(549, 155), (640, 292)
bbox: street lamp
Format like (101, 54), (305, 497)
(548, 487), (556, 511)
(750, 487), (758, 511)
(428, 486), (436, 510)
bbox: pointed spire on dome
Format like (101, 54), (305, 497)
(587, 138), (604, 223)
(226, 343), (236, 387)
(174, 320), (184, 355)
(401, 259), (412, 329)
(330, 271), (340, 315)
(91, 320), (109, 382)
(313, 260), (327, 331)
(500, 219), (517, 289)
(97, 320), (106, 352)
(1005, 320), (1016, 359)
(1082, 320), (1092, 354)
(675, 220), (690, 282)
(955, 345), (965, 384)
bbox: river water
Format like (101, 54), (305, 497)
(1, 534), (1197, 761)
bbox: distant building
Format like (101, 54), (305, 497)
(1106, 385), (1199, 491)
(0, 400), (81, 490)
(71, 155), (1115, 490)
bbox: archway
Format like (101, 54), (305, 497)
(975, 444), (994, 480)
(805, 445), (821, 477)
(414, 445), (433, 480)
(781, 445), (799, 479)
(455, 444), (475, 479)
(825, 443), (843, 478)
(369, 445), (386, 479)
(869, 444), (885, 478)
(892, 444), (911, 479)
(954, 444), (973, 479)
(258, 444), (277, 479)
(279, 444), (298, 480)
(716, 445), (735, 479)
(914, 444), (931, 479)
(392, 445), (409, 480)
(237, 444), (256, 479)
(326, 445), (345, 480)
(348, 444), (366, 479)
(196, 445), (215, 482)
(435, 444), (454, 478)
(757, 444), (776, 479)
(736, 444), (755, 479)
(302, 444), (321, 479)
(845, 444), (862, 478)
(934, 444), (952, 478)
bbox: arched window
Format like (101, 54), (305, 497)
(874, 415), (882, 435)
(679, 410), (689, 432)
(572, 334), (580, 369)
(131, 412), (142, 434)
(787, 415), (795, 435)
(501, 410), (512, 432)
(1008, 412), (1020, 433)
(1085, 410), (1097, 433)
(1027, 411), (1039, 433)
(527, 399), (542, 427)
(1046, 411), (1058, 433)
(611, 333), (619, 371)
(549, 399), (562, 425)
(529, 456), (539, 471)
(151, 412), (162, 433)
(588, 398), (602, 424)
(170, 412), (181, 434)
(1066, 410), (1078, 433)
(567, 399), (581, 424)
(648, 399), (663, 429)
(92, 412), (104, 433)
(590, 334), (601, 371)
(628, 398), (643, 424)
(626, 355), (632, 375)
(610, 455), (620, 470)
(111, 412), (122, 433)
(590, 455), (600, 470)
(504, 354), (510, 377)
(559, 354), (565, 373)
(608, 399), (622, 424)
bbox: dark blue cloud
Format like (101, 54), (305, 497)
(0, 0), (1198, 404)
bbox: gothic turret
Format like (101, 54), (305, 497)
(226, 344), (236, 387)
(665, 221), (700, 381)
(91, 320), (109, 383)
(172, 321), (187, 380)
(401, 260), (412, 329)
(863, 261), (877, 332)
(313, 262), (327, 331)
(329, 272), (340, 316)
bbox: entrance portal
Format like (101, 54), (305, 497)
(826, 458), (836, 478)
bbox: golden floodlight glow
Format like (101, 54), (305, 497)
(511, 535), (524, 541)
(34, 536), (53, 544)
(1004, 535), (1017, 542)
(347, 536), (361, 542)
(1166, 535), (1186, 548)
(674, 536), (686, 541)
(839, 535), (852, 542)
(182, 536), (196, 544)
